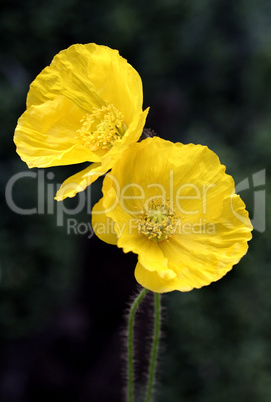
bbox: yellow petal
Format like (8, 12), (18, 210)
(133, 137), (235, 221)
(135, 262), (189, 293)
(92, 197), (118, 245)
(167, 142), (235, 221)
(27, 44), (104, 111)
(157, 194), (252, 290)
(27, 43), (143, 122)
(55, 162), (108, 201)
(118, 231), (168, 272)
(86, 45), (144, 123)
(14, 96), (100, 168)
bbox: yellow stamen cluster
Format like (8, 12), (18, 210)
(77, 104), (127, 152)
(137, 198), (178, 242)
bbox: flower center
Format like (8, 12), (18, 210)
(77, 104), (127, 152)
(137, 199), (178, 242)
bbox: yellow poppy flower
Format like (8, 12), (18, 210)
(92, 137), (253, 293)
(14, 43), (149, 200)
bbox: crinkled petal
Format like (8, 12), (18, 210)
(135, 262), (186, 293)
(118, 232), (168, 272)
(27, 43), (143, 123)
(86, 45), (144, 123)
(127, 138), (235, 221)
(154, 194), (253, 292)
(167, 142), (235, 221)
(27, 44), (104, 111)
(14, 96), (100, 168)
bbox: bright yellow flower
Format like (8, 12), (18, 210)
(14, 43), (149, 200)
(92, 137), (253, 293)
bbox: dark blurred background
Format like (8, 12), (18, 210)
(1, 0), (270, 401)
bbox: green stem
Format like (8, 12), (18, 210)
(145, 292), (161, 402)
(127, 287), (148, 402)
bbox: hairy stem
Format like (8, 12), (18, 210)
(145, 292), (161, 402)
(127, 287), (148, 402)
